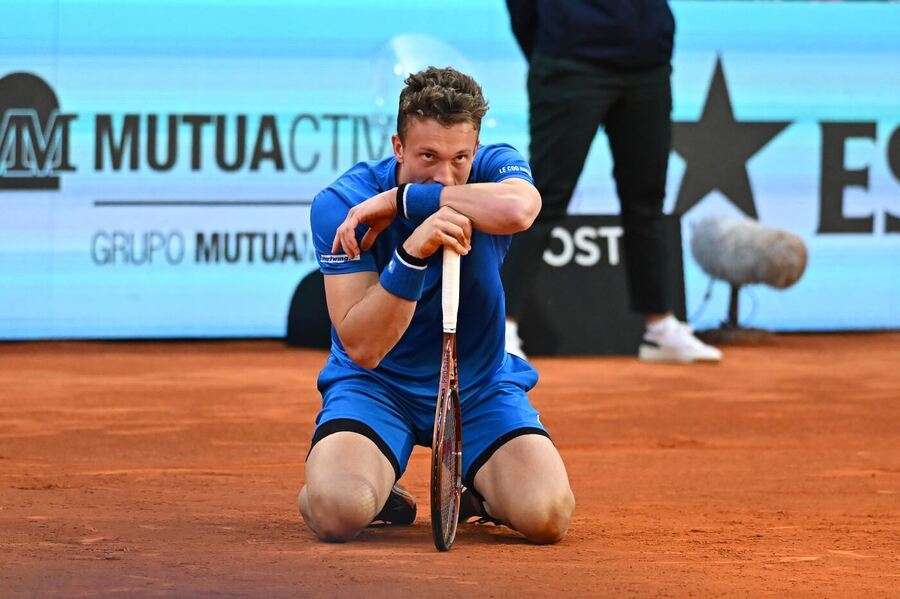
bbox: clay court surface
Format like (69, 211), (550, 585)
(1, 333), (898, 598)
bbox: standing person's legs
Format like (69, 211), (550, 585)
(605, 66), (721, 362)
(604, 64), (673, 316)
(501, 53), (614, 321)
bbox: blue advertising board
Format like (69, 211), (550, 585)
(1, 1), (897, 339)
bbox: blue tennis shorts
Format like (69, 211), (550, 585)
(309, 354), (549, 489)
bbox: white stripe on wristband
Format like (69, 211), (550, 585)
(395, 183), (410, 219)
(402, 184), (411, 220)
(395, 245), (427, 270)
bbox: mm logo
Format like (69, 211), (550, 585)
(0, 72), (77, 190)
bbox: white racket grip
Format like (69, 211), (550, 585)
(442, 249), (461, 333)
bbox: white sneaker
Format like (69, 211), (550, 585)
(639, 316), (722, 363)
(505, 320), (528, 360)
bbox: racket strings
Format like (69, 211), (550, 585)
(439, 404), (459, 539)
(432, 333), (461, 551)
(434, 383), (461, 547)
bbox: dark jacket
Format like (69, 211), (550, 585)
(505, 0), (674, 69)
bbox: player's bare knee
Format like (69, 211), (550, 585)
(312, 512), (366, 542)
(306, 499), (369, 542)
(304, 481), (378, 542)
(512, 490), (575, 545)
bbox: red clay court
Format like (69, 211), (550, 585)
(1, 333), (898, 597)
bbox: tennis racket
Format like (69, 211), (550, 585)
(430, 248), (462, 552)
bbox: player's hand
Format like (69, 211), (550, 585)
(402, 206), (472, 259)
(331, 189), (397, 258)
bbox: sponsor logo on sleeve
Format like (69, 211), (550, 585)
(497, 165), (531, 176)
(319, 253), (360, 264)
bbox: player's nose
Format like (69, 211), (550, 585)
(431, 162), (454, 186)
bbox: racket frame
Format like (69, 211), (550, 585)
(430, 249), (462, 552)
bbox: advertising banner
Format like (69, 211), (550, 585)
(1, 1), (897, 339)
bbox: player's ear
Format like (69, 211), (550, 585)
(392, 133), (404, 163)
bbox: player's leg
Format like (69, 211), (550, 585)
(473, 433), (574, 544)
(300, 428), (395, 542)
(300, 378), (416, 542)
(460, 372), (574, 544)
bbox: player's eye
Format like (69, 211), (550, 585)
(421, 153), (434, 160)
(454, 155), (468, 162)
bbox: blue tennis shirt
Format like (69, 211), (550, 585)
(311, 143), (538, 401)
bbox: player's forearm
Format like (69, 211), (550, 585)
(336, 285), (415, 370)
(440, 180), (541, 235)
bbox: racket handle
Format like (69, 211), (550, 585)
(442, 248), (461, 333)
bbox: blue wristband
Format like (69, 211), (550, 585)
(380, 247), (428, 301)
(397, 183), (443, 221)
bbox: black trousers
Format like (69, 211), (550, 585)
(502, 52), (673, 319)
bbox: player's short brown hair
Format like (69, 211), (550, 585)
(397, 66), (489, 141)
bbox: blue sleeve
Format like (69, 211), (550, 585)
(310, 188), (378, 275)
(471, 144), (534, 263)
(473, 143), (534, 185)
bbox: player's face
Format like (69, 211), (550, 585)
(393, 119), (479, 187)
